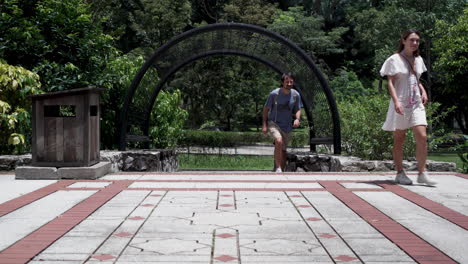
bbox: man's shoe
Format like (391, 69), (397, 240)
(395, 170), (412, 185)
(417, 171), (437, 186)
(275, 168), (282, 173)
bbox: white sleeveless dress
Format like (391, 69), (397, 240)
(380, 53), (428, 131)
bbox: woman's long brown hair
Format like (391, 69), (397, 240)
(397, 29), (421, 57)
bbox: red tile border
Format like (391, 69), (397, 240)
(0, 181), (75, 217)
(321, 181), (457, 264)
(454, 173), (468, 179)
(378, 183), (468, 230)
(0, 180), (132, 263)
(126, 188), (327, 191)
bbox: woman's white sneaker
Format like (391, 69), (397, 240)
(417, 171), (437, 186)
(395, 171), (412, 185)
(275, 168), (282, 173)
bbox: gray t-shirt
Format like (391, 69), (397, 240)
(265, 88), (303, 133)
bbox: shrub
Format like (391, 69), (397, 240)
(338, 95), (453, 160)
(330, 68), (368, 101)
(0, 0), (117, 92)
(0, 62), (42, 154)
(179, 129), (308, 150)
(339, 95), (395, 160)
(98, 55), (149, 149)
(457, 137), (468, 173)
(149, 89), (188, 149)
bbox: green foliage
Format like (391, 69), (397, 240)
(178, 153), (273, 170)
(91, 0), (191, 52)
(433, 9), (468, 86)
(97, 55), (147, 149)
(180, 129), (307, 149)
(426, 104), (457, 152)
(168, 56), (277, 131)
(457, 136), (468, 173)
(135, 0), (192, 48)
(346, 0), (465, 78)
(0, 62), (42, 154)
(269, 7), (347, 59)
(180, 130), (264, 148)
(149, 90), (188, 149)
(433, 9), (468, 133)
(339, 94), (456, 160)
(339, 95), (397, 160)
(0, 0), (117, 92)
(221, 0), (279, 26)
(330, 68), (368, 101)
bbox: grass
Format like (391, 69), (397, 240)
(178, 153), (273, 170)
(178, 152), (464, 171)
(428, 153), (463, 169)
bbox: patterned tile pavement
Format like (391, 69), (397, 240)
(0, 171), (467, 263)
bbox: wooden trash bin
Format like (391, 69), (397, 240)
(31, 87), (103, 167)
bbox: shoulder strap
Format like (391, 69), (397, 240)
(399, 54), (420, 86)
(399, 54), (417, 75)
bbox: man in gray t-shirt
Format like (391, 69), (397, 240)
(262, 73), (303, 173)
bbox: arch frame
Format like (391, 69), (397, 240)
(119, 23), (341, 154)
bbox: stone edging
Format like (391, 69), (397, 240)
(0, 150), (178, 172)
(0, 150), (456, 172)
(286, 152), (456, 172)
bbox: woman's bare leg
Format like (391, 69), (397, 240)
(393, 129), (406, 172)
(412, 125), (427, 173)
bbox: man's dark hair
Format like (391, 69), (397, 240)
(281, 72), (295, 83)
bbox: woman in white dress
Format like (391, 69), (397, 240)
(380, 29), (436, 186)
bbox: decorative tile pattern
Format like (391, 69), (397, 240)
(214, 255), (238, 262)
(128, 216), (145, 220)
(217, 233), (236, 239)
(0, 172), (466, 264)
(335, 255), (358, 261)
(92, 254), (115, 261)
(114, 232), (133, 237)
(306, 217), (322, 221)
(319, 233), (337, 239)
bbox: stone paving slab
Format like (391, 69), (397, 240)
(0, 171), (466, 263)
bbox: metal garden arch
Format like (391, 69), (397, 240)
(118, 23), (341, 154)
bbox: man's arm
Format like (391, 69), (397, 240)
(293, 109), (301, 128)
(262, 106), (270, 135)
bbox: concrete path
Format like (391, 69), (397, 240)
(0, 171), (467, 264)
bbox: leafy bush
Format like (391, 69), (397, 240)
(149, 89), (188, 149)
(0, 0), (117, 92)
(98, 55), (149, 149)
(0, 62), (42, 154)
(338, 95), (453, 160)
(330, 68), (369, 101)
(339, 95), (395, 160)
(180, 129), (308, 149)
(458, 144), (468, 173)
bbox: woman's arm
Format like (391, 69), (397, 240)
(419, 83), (428, 104)
(387, 75), (403, 115)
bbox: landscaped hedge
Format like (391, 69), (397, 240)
(180, 129), (308, 148)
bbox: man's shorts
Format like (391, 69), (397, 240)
(267, 121), (289, 151)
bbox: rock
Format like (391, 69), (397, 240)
(1, 150), (178, 173)
(427, 160), (456, 172)
(0, 154), (32, 171)
(296, 167), (305, 172)
(286, 151), (458, 173)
